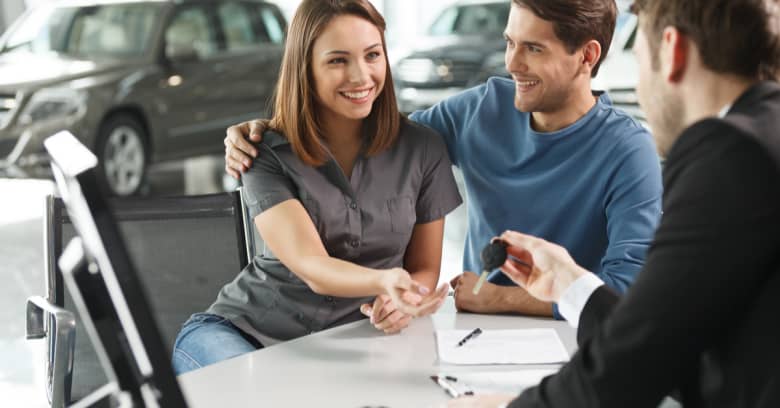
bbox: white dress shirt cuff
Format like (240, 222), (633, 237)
(558, 273), (604, 328)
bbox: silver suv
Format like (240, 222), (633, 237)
(0, 0), (285, 195)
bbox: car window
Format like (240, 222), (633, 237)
(2, 3), (158, 58)
(165, 6), (218, 59)
(214, 2), (284, 53)
(615, 12), (632, 34)
(624, 26), (637, 50)
(217, 2), (258, 52)
(258, 5), (284, 44)
(428, 5), (458, 36)
(66, 5), (157, 57)
(429, 3), (509, 36)
(2, 6), (58, 53)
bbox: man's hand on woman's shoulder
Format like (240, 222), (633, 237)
(224, 119), (270, 178)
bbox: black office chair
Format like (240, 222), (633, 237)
(26, 190), (254, 407)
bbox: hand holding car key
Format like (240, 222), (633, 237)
(472, 240), (509, 295)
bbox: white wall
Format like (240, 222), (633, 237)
(383, 0), (455, 46)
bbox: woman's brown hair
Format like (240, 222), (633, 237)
(270, 0), (401, 166)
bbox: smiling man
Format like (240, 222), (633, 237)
(223, 0), (662, 328)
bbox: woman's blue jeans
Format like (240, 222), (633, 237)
(172, 313), (263, 375)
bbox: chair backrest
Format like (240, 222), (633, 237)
(42, 190), (251, 403)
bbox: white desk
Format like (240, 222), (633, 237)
(178, 299), (576, 408)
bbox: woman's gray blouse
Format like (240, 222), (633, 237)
(208, 120), (462, 342)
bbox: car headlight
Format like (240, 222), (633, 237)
(481, 51), (508, 77)
(18, 87), (87, 126)
(466, 52), (509, 87)
(395, 58), (437, 83)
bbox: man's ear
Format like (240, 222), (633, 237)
(579, 39), (602, 76)
(660, 27), (689, 83)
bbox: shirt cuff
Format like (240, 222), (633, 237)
(558, 273), (604, 328)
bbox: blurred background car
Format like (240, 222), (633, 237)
(0, 0), (286, 196)
(392, 0), (510, 113)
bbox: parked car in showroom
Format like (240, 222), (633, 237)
(0, 0), (285, 195)
(393, 0), (510, 113)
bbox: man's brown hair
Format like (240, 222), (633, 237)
(513, 0), (618, 77)
(631, 0), (780, 80)
(270, 0), (400, 166)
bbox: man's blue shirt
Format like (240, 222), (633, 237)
(410, 77), (662, 318)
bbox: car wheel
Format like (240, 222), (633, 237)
(96, 114), (148, 196)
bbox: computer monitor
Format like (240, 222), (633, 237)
(44, 131), (188, 408)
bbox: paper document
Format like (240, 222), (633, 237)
(436, 329), (569, 365)
(432, 369), (559, 396)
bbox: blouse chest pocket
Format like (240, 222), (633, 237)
(387, 196), (416, 234)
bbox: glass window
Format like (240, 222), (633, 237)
(428, 6), (458, 36)
(2, 3), (159, 58)
(217, 2), (258, 52)
(615, 12), (632, 34)
(453, 4), (509, 36)
(2, 6), (57, 53)
(624, 26), (637, 50)
(66, 5), (157, 57)
(165, 6), (218, 59)
(428, 3), (509, 37)
(617, 13), (638, 51)
(258, 6), (284, 44)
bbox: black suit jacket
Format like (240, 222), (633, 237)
(510, 82), (780, 408)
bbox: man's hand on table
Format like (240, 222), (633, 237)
(449, 272), (508, 314)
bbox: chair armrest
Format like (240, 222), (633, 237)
(26, 295), (76, 407)
(26, 296), (75, 339)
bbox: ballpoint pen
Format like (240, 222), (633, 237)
(430, 375), (461, 398)
(456, 327), (482, 347)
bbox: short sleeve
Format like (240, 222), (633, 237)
(415, 128), (463, 223)
(240, 143), (296, 215)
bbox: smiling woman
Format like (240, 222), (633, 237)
(312, 19), (385, 125)
(270, 0), (400, 166)
(171, 0), (462, 376)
